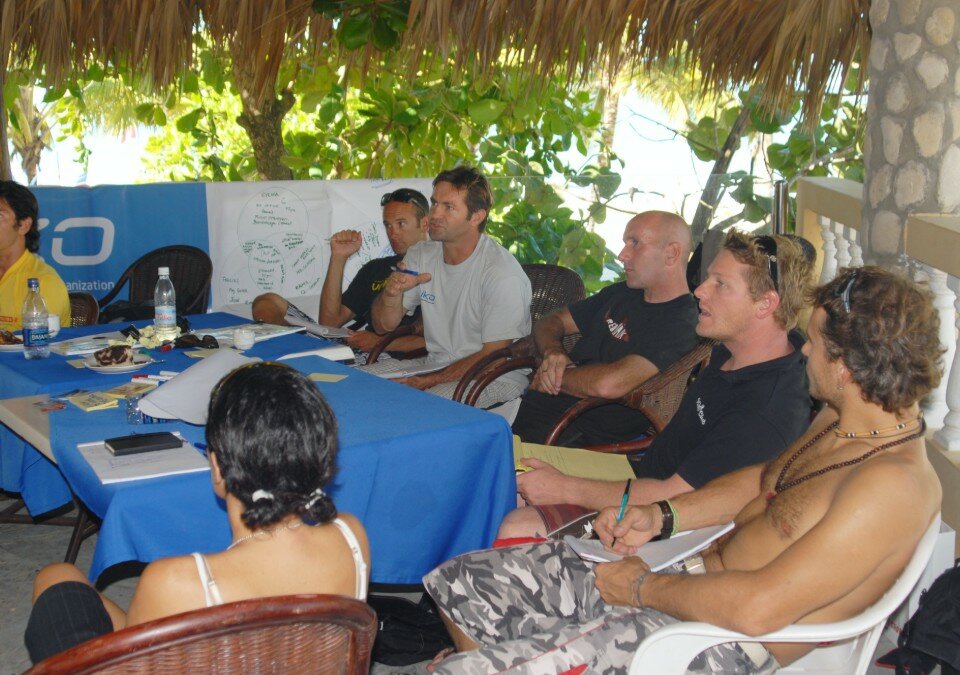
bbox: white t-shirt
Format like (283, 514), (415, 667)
(401, 235), (531, 364)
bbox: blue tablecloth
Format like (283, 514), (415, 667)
(21, 322), (514, 584)
(0, 313), (241, 514)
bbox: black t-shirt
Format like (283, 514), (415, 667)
(568, 283), (700, 371)
(341, 255), (400, 330)
(533, 283), (700, 442)
(629, 331), (811, 487)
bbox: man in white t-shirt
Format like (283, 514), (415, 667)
(367, 167), (531, 406)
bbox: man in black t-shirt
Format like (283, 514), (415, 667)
(503, 231), (815, 538)
(511, 211), (698, 446)
(252, 188), (428, 353)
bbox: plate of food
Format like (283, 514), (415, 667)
(83, 346), (153, 373)
(0, 330), (24, 352)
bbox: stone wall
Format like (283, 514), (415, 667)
(863, 0), (960, 263)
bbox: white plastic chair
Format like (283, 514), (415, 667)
(629, 514), (942, 674)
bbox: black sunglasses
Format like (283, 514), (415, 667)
(834, 271), (859, 313)
(380, 189), (428, 214)
(755, 235), (779, 293)
(174, 333), (219, 349)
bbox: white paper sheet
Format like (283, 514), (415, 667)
(277, 345), (355, 363)
(284, 315), (352, 339)
(357, 355), (452, 379)
(564, 522), (735, 570)
(50, 331), (126, 356)
(77, 435), (209, 484)
(138, 349), (259, 425)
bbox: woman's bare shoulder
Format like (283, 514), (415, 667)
(333, 513), (370, 560)
(126, 554), (205, 626)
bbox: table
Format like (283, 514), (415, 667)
(0, 313), (243, 514)
(0, 316), (516, 584)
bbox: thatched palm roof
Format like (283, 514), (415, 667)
(1, 0), (868, 118)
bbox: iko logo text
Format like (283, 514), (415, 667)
(420, 290), (436, 304)
(44, 217), (116, 266)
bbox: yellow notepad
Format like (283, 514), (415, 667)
(68, 391), (120, 412)
(513, 435), (635, 481)
(309, 373), (348, 383)
(102, 381), (157, 399)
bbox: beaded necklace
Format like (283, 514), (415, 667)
(834, 413), (923, 438)
(767, 419), (926, 500)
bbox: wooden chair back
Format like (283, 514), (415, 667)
(27, 594), (377, 675)
(543, 339), (716, 452)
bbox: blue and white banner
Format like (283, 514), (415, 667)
(32, 183), (208, 298)
(31, 178), (432, 310)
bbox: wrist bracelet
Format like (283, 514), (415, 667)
(656, 500), (674, 540)
(667, 499), (679, 536)
(632, 570), (648, 607)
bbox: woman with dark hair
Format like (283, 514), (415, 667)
(25, 362), (369, 663)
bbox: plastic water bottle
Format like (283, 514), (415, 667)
(154, 266), (177, 342)
(22, 278), (50, 359)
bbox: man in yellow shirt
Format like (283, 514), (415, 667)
(0, 181), (70, 331)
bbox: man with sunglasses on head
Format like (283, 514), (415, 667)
(367, 166), (532, 406)
(252, 188), (429, 354)
(500, 230), (814, 539)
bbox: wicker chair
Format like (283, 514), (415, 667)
(27, 595), (377, 675)
(365, 322), (426, 364)
(68, 292), (100, 326)
(368, 263), (585, 373)
(542, 339), (716, 453)
(449, 264), (586, 403)
(97, 245), (213, 317)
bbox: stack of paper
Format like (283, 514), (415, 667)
(191, 323), (304, 345)
(284, 315), (352, 339)
(77, 435), (209, 484)
(50, 332), (124, 356)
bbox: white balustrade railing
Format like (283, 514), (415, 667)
(937, 274), (960, 451)
(797, 178), (960, 454)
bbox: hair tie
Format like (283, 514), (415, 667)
(304, 487), (326, 510)
(251, 489), (274, 503)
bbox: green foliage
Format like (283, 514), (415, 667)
(312, 0), (410, 51)
(135, 42), (624, 288)
(684, 70), (865, 232)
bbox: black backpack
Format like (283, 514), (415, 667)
(879, 560), (960, 674)
(367, 593), (453, 666)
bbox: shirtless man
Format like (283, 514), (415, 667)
(424, 266), (943, 673)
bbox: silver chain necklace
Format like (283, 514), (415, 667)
(228, 519), (304, 549)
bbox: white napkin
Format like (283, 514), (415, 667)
(138, 349), (260, 425)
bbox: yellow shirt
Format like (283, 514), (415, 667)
(0, 251), (71, 331)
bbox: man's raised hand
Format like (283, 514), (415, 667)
(383, 262), (432, 298)
(330, 229), (363, 258)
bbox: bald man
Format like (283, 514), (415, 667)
(511, 211), (699, 446)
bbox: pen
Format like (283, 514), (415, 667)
(390, 266), (421, 277)
(611, 479), (632, 547)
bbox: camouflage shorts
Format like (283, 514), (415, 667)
(424, 541), (778, 674)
